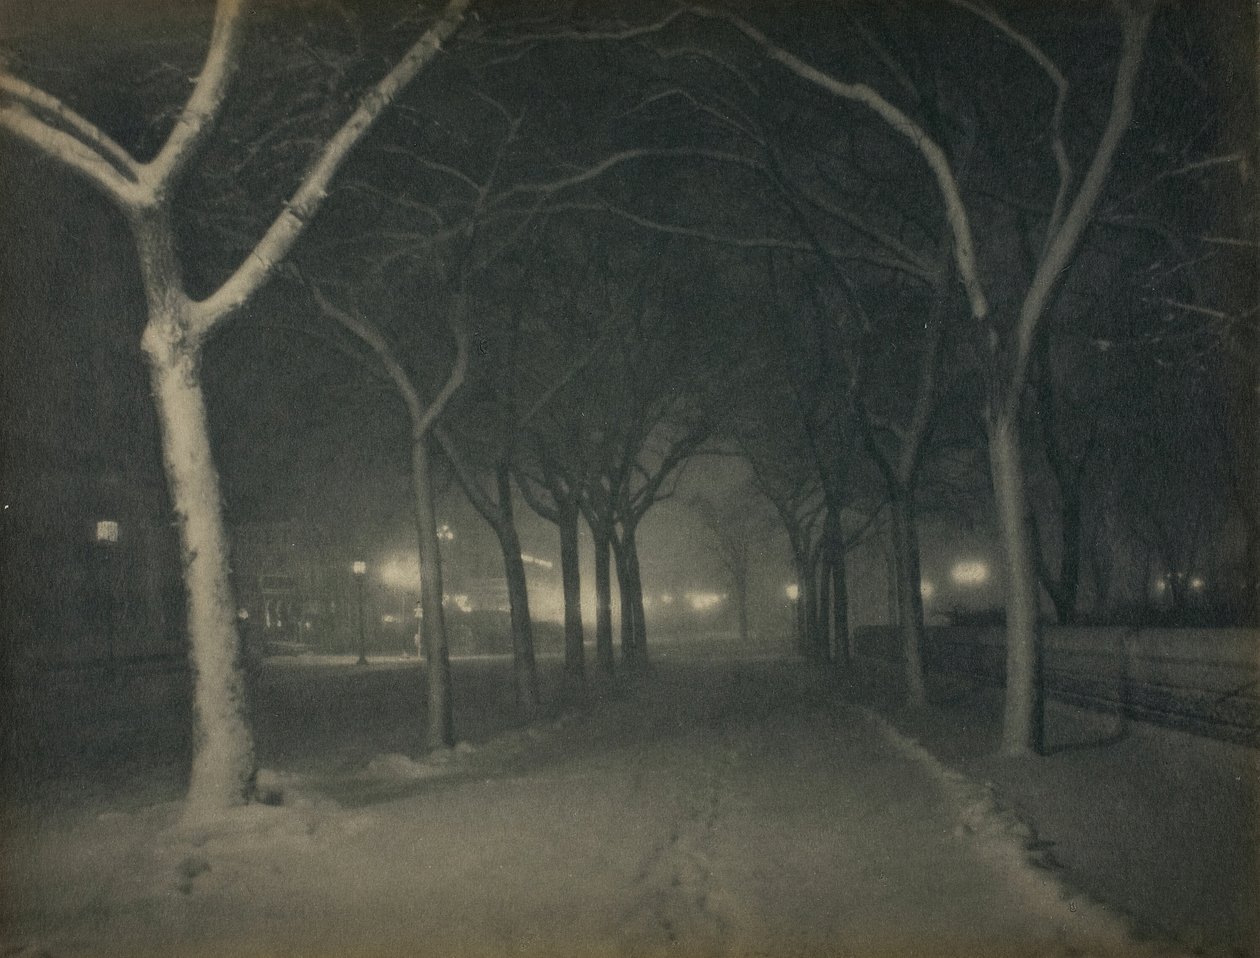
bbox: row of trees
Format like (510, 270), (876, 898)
(3, 0), (1254, 816)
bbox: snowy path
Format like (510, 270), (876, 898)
(2, 661), (1146, 957)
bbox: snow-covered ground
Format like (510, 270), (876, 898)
(841, 660), (1259, 957)
(1, 652), (1253, 957)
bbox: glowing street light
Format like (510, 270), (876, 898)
(685, 591), (724, 612)
(352, 560), (368, 666)
(949, 561), (990, 587)
(93, 518), (120, 677)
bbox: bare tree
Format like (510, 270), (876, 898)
(0, 0), (471, 814)
(302, 276), (467, 749)
(690, 486), (772, 645)
(695, 1), (1150, 754)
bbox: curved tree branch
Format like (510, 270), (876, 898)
(144, 0), (247, 188)
(946, 0), (1071, 249)
(192, 0), (472, 335)
(1008, 4), (1150, 404)
(0, 74), (140, 183)
(691, 5), (989, 322)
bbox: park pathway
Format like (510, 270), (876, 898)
(2, 661), (1150, 957)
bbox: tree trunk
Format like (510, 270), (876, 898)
(792, 555), (809, 656)
(817, 555), (834, 662)
(889, 492), (928, 707)
(990, 408), (1045, 756)
(627, 535), (648, 667)
(592, 523), (615, 676)
(142, 318), (255, 817)
(614, 537), (637, 665)
(830, 540), (852, 665)
(1050, 490), (1083, 624)
(495, 464), (540, 716)
(734, 575), (750, 644)
(557, 499), (585, 694)
(1246, 525), (1260, 626)
(800, 556), (821, 660)
(618, 526), (649, 671)
(412, 436), (454, 750)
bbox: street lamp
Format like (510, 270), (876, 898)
(352, 560), (367, 665)
(94, 519), (120, 678)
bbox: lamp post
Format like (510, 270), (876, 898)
(94, 519), (120, 679)
(352, 560), (367, 665)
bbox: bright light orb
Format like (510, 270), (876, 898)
(352, 560), (367, 576)
(441, 593), (472, 614)
(686, 591), (724, 611)
(949, 561), (990, 587)
(920, 580), (936, 601)
(785, 583), (800, 601)
(379, 556), (419, 588)
(1189, 576), (1206, 592)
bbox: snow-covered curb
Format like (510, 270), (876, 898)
(854, 704), (1160, 957)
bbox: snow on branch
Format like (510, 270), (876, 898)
(191, 0), (472, 337)
(946, 0), (1071, 251)
(689, 5), (990, 324)
(1009, 4), (1150, 402)
(0, 74), (140, 190)
(144, 0), (247, 189)
(415, 297), (469, 437)
(0, 101), (141, 204)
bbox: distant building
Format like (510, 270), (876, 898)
(1, 435), (184, 669)
(229, 521), (363, 654)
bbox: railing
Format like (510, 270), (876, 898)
(856, 625), (1260, 746)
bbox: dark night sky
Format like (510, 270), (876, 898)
(1, 0), (1256, 630)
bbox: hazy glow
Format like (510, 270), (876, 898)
(379, 556), (419, 589)
(686, 591), (724, 611)
(521, 553), (554, 570)
(381, 614), (399, 625)
(437, 524), (455, 542)
(95, 519), (120, 544)
(949, 561), (989, 586)
(1189, 576), (1206, 592)
(661, 593), (675, 605)
(920, 580), (936, 601)
(785, 584), (800, 601)
(1153, 577), (1169, 595)
(442, 593), (472, 614)
(352, 560), (367, 576)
